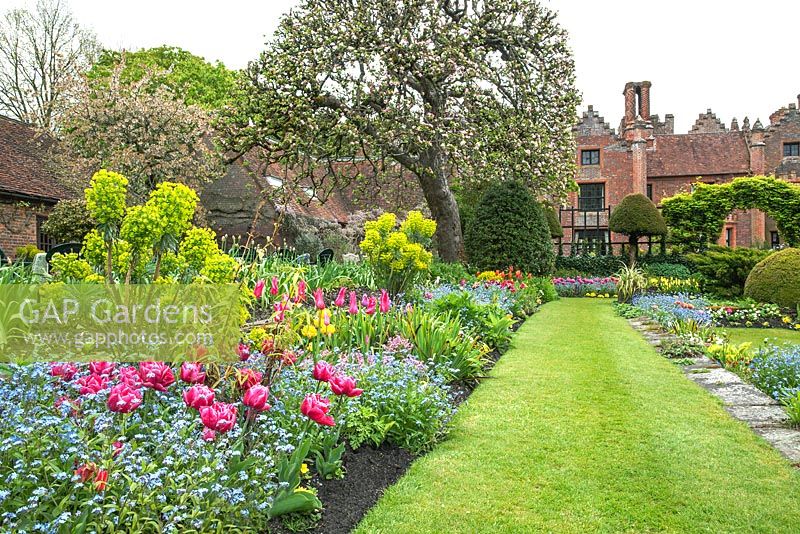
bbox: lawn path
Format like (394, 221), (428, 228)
(356, 299), (800, 533)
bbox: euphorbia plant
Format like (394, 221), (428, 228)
(84, 169), (129, 282)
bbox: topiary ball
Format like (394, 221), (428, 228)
(464, 181), (554, 275)
(743, 248), (800, 308)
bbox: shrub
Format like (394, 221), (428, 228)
(687, 246), (771, 297)
(644, 262), (692, 279)
(542, 203), (563, 238)
(14, 244), (43, 262)
(464, 181), (554, 275)
(359, 211), (436, 295)
(40, 199), (95, 243)
(744, 248), (800, 308)
(428, 261), (469, 284)
(609, 193), (667, 265)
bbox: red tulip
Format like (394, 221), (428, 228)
(112, 441), (124, 458)
(50, 362), (78, 381)
(179, 362), (206, 384)
(253, 279), (266, 299)
(330, 375), (363, 397)
(348, 291), (359, 314)
(301, 393), (335, 426)
(77, 373), (109, 395)
(261, 337), (274, 354)
(139, 361), (175, 392)
(282, 350), (297, 365)
(379, 290), (391, 313)
(334, 287), (347, 307)
(236, 368), (262, 389)
(94, 470), (108, 492)
(74, 462), (97, 483)
(183, 384), (215, 410)
(118, 366), (142, 388)
(312, 360), (335, 382)
(313, 288), (326, 310)
(107, 383), (143, 413)
(238, 342), (251, 361)
(270, 276), (279, 296)
(199, 402), (238, 433)
(89, 361), (116, 377)
(243, 384), (271, 412)
(365, 297), (377, 315)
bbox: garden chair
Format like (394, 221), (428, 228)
(317, 248), (334, 265)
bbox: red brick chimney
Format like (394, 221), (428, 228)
(624, 82), (636, 126)
(749, 119), (766, 175)
(639, 81), (652, 121)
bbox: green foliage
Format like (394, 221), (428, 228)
(84, 169), (128, 229)
(40, 199), (95, 243)
(14, 245), (42, 262)
(542, 203), (564, 238)
(87, 46), (236, 109)
(465, 181), (554, 275)
(430, 291), (514, 351)
(687, 246), (772, 297)
(616, 264), (646, 303)
(179, 227), (221, 273)
(643, 262), (692, 279)
(781, 391), (800, 429)
(359, 211), (436, 295)
(428, 261), (469, 284)
(120, 204), (163, 254)
(200, 253), (239, 283)
(342, 405), (396, 450)
(662, 176), (800, 250)
(146, 182), (198, 242)
(609, 194), (667, 237)
(555, 253), (690, 277)
(49, 253), (93, 281)
(312, 429), (345, 480)
(744, 248), (800, 308)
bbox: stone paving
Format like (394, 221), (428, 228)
(628, 317), (800, 464)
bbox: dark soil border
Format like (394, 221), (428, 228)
(270, 314), (527, 533)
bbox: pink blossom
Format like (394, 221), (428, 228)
(253, 279), (266, 299)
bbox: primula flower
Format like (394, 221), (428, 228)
(183, 384), (215, 410)
(313, 360), (335, 382)
(330, 375), (363, 397)
(180, 362), (206, 384)
(313, 287), (326, 310)
(270, 276), (279, 296)
(253, 279), (266, 299)
(236, 368), (263, 389)
(379, 290), (391, 313)
(89, 361), (116, 377)
(50, 362), (78, 381)
(300, 393), (334, 426)
(348, 291), (359, 314)
(107, 383), (143, 413)
(139, 361), (175, 392)
(199, 402), (238, 433)
(334, 287), (347, 307)
(78, 373), (109, 395)
(243, 384), (271, 412)
(118, 366), (142, 388)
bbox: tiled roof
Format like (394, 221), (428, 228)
(0, 115), (69, 202)
(648, 132), (751, 177)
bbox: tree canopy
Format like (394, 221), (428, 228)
(220, 0), (578, 261)
(86, 46), (236, 109)
(609, 193), (667, 264)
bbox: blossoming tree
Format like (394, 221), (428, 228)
(220, 0), (579, 261)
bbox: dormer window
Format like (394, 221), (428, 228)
(784, 142), (800, 157)
(581, 149), (600, 166)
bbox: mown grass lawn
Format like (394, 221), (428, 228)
(722, 327), (800, 348)
(356, 299), (800, 533)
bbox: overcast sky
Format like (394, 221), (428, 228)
(4, 0), (798, 133)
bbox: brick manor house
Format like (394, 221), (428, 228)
(564, 81), (800, 252)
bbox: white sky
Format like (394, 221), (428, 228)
(3, 0), (798, 133)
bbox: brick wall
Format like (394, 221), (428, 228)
(0, 200), (50, 259)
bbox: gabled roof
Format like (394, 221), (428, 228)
(648, 132), (751, 177)
(0, 115), (69, 202)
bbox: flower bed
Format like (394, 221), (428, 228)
(553, 276), (617, 298)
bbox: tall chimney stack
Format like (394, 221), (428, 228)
(624, 82), (636, 126)
(639, 81), (652, 121)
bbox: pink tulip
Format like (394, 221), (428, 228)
(295, 280), (307, 302)
(138, 362), (175, 392)
(112, 441), (124, 457)
(107, 383), (143, 413)
(117, 366), (142, 388)
(361, 293), (369, 307)
(202, 428), (216, 441)
(50, 362), (78, 381)
(379, 290), (391, 313)
(199, 402), (238, 433)
(313, 288), (326, 310)
(301, 393), (334, 426)
(183, 384), (215, 410)
(348, 291), (359, 314)
(243, 384), (271, 412)
(330, 375), (363, 397)
(236, 368), (263, 390)
(253, 279), (266, 299)
(179, 362), (206, 384)
(313, 360), (335, 382)
(77, 373), (109, 395)
(334, 287), (347, 307)
(89, 361), (116, 377)
(365, 297), (377, 315)
(270, 276), (279, 296)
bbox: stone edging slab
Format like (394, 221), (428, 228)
(627, 317), (800, 465)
